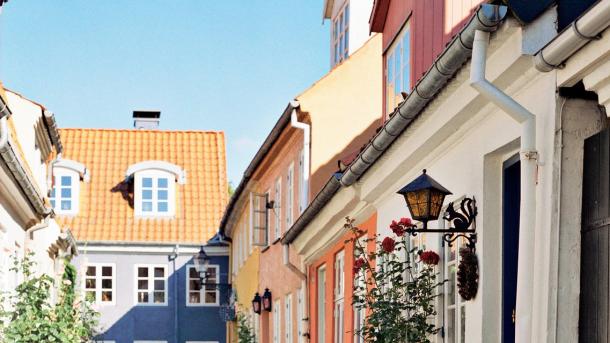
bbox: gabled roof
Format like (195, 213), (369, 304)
(369, 0), (390, 33)
(57, 128), (227, 244)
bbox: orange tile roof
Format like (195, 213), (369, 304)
(56, 128), (227, 244)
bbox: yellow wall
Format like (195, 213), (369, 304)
(297, 34), (383, 196)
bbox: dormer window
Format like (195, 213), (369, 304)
(50, 159), (89, 215)
(126, 161), (186, 218)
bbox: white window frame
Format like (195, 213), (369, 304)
(134, 264), (168, 306)
(385, 20), (411, 115)
(274, 177), (282, 240)
(134, 170), (176, 217)
(444, 234), (467, 343)
(331, 2), (350, 66)
(285, 294), (293, 343)
(286, 163), (294, 227)
(84, 263), (116, 306)
(297, 287), (305, 343)
(353, 236), (367, 343)
(317, 265), (326, 343)
(186, 264), (220, 306)
(50, 168), (80, 215)
(298, 150), (306, 214)
(273, 299), (281, 343)
(333, 251), (345, 343)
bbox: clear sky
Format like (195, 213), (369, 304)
(0, 1), (330, 185)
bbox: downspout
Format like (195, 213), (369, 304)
(24, 217), (50, 250)
(470, 30), (537, 343)
(289, 100), (310, 212)
(283, 243), (306, 280)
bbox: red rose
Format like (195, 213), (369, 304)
(353, 258), (366, 274)
(399, 217), (413, 227)
(419, 250), (440, 266)
(381, 237), (396, 253)
(390, 220), (405, 236)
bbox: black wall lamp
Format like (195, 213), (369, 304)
(252, 293), (262, 314)
(397, 169), (478, 249)
(262, 288), (272, 312)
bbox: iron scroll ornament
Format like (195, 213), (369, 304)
(442, 197), (477, 250)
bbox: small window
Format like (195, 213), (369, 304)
(50, 171), (79, 215)
(84, 264), (115, 305)
(134, 170), (176, 217)
(187, 265), (219, 306)
(331, 2), (350, 66)
(386, 21), (411, 115)
(135, 265), (167, 306)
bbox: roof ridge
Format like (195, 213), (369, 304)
(59, 127), (225, 134)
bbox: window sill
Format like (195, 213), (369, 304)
(261, 245), (271, 253)
(272, 238), (281, 245)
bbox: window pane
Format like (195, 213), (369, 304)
(86, 266), (96, 276)
(158, 202), (168, 212)
(61, 200), (71, 210)
(86, 291), (96, 302)
(142, 177), (153, 188)
(138, 267), (148, 277)
(189, 292), (201, 303)
(189, 267), (198, 278)
(50, 199), (55, 208)
(142, 202), (153, 212)
(61, 176), (72, 186)
(102, 279), (112, 289)
(158, 190), (168, 200)
(190, 279), (202, 291)
(50, 188), (55, 198)
(154, 267), (164, 277)
(448, 265), (456, 306)
(158, 178), (168, 188)
(154, 280), (165, 291)
(61, 188), (71, 198)
(85, 279), (96, 289)
(142, 190), (152, 200)
(102, 266), (112, 276)
(460, 306), (466, 343)
(101, 291), (112, 302)
(154, 292), (165, 303)
(138, 292), (149, 303)
(205, 292), (217, 304)
(447, 308), (456, 343)
(138, 280), (149, 290)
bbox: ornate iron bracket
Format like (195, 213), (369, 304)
(404, 197), (478, 250)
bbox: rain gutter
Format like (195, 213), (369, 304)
(281, 4), (507, 244)
(534, 0), (610, 72)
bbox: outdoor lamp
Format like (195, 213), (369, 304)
(262, 288), (272, 312)
(193, 246), (211, 283)
(397, 169), (452, 229)
(252, 293), (262, 314)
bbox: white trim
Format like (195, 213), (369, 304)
(54, 158), (90, 182)
(185, 264), (220, 307)
(133, 264), (168, 306)
(83, 263), (116, 306)
(51, 168), (80, 215)
(134, 170), (176, 217)
(77, 244), (228, 255)
(285, 293), (293, 343)
(273, 299), (282, 343)
(126, 160), (186, 184)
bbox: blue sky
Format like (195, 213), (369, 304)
(0, 1), (329, 184)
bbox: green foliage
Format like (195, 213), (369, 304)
(237, 312), (256, 343)
(347, 217), (445, 343)
(0, 253), (99, 343)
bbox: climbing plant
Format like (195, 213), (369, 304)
(236, 311), (256, 343)
(0, 253), (99, 343)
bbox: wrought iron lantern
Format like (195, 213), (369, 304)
(252, 293), (262, 314)
(397, 169), (478, 249)
(262, 288), (272, 312)
(193, 246), (211, 283)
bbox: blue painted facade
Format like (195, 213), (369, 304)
(73, 243), (230, 343)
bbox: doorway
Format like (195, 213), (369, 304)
(502, 155), (520, 343)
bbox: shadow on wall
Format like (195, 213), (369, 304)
(92, 257), (230, 343)
(310, 119), (382, 196)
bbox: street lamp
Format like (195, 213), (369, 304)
(193, 246), (211, 284)
(262, 288), (272, 312)
(252, 293), (262, 314)
(397, 169), (478, 249)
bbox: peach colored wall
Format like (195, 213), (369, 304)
(308, 213), (377, 343)
(253, 127), (305, 342)
(297, 34), (383, 198)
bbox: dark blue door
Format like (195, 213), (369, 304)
(502, 156), (520, 343)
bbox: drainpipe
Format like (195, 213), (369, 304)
(25, 217), (50, 246)
(470, 30), (537, 343)
(283, 244), (306, 280)
(289, 100), (310, 213)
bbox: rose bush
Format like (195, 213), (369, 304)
(347, 217), (445, 343)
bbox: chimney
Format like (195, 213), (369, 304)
(133, 110), (161, 129)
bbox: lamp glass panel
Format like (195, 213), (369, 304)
(406, 189), (430, 220)
(429, 190), (446, 219)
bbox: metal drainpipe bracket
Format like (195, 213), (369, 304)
(522, 151), (539, 160)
